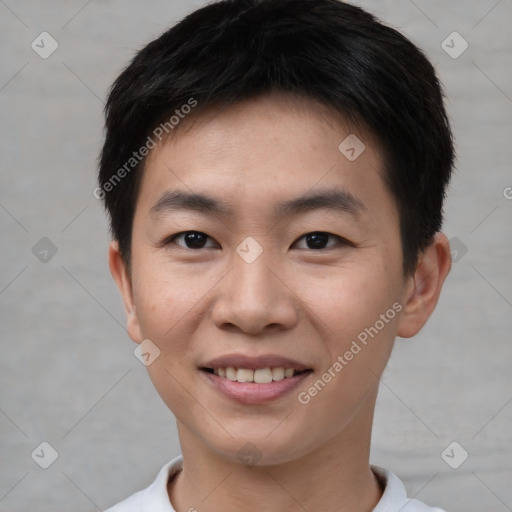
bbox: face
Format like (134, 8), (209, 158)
(110, 93), (435, 466)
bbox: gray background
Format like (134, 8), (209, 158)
(1, 1), (511, 511)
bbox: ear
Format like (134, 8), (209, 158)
(397, 232), (452, 338)
(108, 241), (143, 344)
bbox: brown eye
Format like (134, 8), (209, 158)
(293, 231), (347, 250)
(167, 231), (218, 249)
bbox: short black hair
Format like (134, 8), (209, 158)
(98, 0), (454, 275)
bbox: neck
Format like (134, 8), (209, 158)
(168, 390), (383, 512)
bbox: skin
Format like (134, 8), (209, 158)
(109, 93), (451, 512)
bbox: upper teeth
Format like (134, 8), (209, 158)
(214, 367), (297, 383)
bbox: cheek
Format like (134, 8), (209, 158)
(130, 261), (205, 408)
(292, 266), (401, 433)
(299, 261), (402, 347)
(131, 258), (207, 340)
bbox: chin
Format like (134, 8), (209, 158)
(200, 425), (316, 468)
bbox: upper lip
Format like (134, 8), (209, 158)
(201, 354), (312, 371)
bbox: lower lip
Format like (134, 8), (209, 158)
(201, 370), (312, 405)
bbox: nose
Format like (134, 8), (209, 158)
(210, 252), (300, 336)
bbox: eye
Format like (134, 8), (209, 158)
(161, 230), (351, 251)
(164, 231), (219, 249)
(293, 231), (349, 250)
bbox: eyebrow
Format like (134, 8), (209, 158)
(149, 188), (366, 220)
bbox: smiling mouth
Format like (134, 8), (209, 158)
(201, 367), (312, 383)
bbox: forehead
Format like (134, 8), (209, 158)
(136, 93), (394, 226)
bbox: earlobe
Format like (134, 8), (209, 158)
(108, 241), (143, 344)
(396, 232), (452, 338)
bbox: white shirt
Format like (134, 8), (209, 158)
(104, 455), (445, 512)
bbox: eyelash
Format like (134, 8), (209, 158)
(160, 231), (354, 251)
